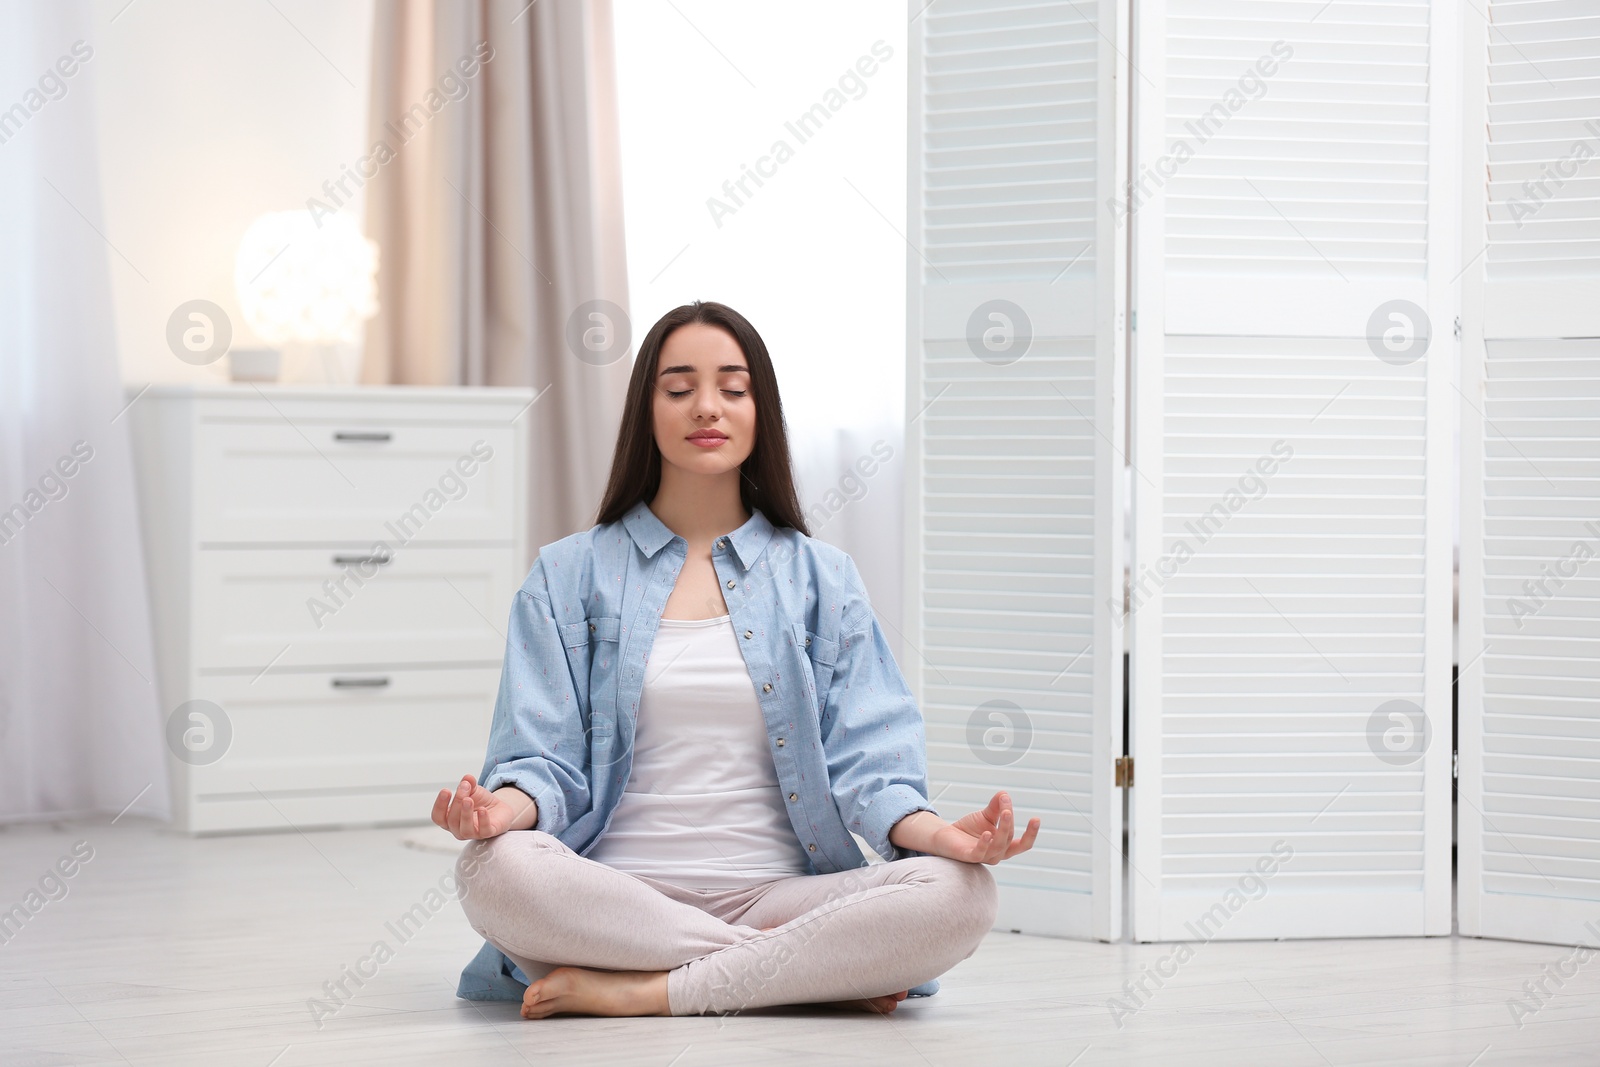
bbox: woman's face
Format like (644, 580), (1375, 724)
(651, 322), (757, 475)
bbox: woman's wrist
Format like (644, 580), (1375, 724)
(494, 785), (539, 831)
(887, 809), (945, 854)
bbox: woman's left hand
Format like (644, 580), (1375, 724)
(926, 791), (1040, 865)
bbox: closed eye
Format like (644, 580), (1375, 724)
(666, 389), (746, 398)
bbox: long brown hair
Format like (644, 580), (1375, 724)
(594, 300), (811, 535)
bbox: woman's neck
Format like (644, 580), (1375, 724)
(649, 480), (749, 545)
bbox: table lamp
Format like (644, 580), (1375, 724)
(233, 210), (378, 384)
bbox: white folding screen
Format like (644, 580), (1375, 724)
(1128, 0), (1456, 939)
(1459, 0), (1600, 948)
(905, 0), (1127, 940)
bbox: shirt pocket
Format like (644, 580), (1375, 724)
(791, 621), (839, 714)
(559, 615), (621, 683)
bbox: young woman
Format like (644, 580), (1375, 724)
(433, 300), (1040, 1019)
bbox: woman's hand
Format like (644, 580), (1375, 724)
(430, 774), (537, 840)
(910, 792), (1040, 865)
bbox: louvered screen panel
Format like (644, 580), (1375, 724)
(1157, 338), (1429, 912)
(1459, 0), (1600, 948)
(1160, 0), (1434, 336)
(919, 340), (1100, 901)
(1478, 341), (1600, 913)
(922, 0), (1099, 284)
(1165, 0), (1431, 279)
(1129, 0), (1455, 940)
(908, 0), (1126, 940)
(1485, 2), (1600, 282)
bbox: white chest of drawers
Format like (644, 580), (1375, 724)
(128, 384), (530, 833)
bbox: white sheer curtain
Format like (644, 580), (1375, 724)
(612, 1), (910, 635)
(0, 0), (170, 821)
(789, 421), (907, 640)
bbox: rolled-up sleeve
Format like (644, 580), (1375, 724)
(821, 555), (938, 862)
(478, 561), (590, 837)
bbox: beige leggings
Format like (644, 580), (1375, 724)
(454, 830), (998, 1016)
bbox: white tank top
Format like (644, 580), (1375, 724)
(584, 613), (814, 889)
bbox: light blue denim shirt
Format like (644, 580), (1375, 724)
(457, 499), (943, 1001)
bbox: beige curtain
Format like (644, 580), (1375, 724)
(363, 0), (631, 554)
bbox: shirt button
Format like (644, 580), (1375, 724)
(726, 579), (735, 589)
(807, 843), (816, 852)
(744, 630), (753, 639)
(715, 538), (725, 549)
(804, 637), (811, 646)
(788, 792), (797, 801)
(763, 683), (773, 693)
(776, 737), (784, 746)
(589, 623), (596, 632)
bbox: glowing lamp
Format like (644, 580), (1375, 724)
(234, 210), (378, 356)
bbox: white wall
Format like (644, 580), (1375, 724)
(613, 0), (910, 630)
(90, 0), (373, 385)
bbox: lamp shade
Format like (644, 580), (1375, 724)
(234, 210), (378, 345)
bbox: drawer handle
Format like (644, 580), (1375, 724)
(333, 431), (393, 443)
(331, 676), (391, 689)
(332, 554), (391, 567)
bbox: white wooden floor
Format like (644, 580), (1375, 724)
(2, 819), (1597, 1067)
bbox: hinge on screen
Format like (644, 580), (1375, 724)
(1453, 751), (1459, 779)
(1130, 310), (1137, 332)
(1115, 756), (1134, 788)
(1454, 316), (1462, 339)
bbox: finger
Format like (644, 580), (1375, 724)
(430, 788), (452, 829)
(449, 777), (473, 837)
(985, 796), (1011, 857)
(467, 780), (496, 831)
(979, 809), (1004, 857)
(1004, 817), (1042, 859)
(475, 799), (495, 838)
(988, 806), (1013, 861)
(444, 779), (465, 836)
(997, 816), (1036, 861)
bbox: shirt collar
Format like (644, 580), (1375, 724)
(621, 499), (774, 571)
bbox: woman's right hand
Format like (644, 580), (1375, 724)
(431, 774), (538, 840)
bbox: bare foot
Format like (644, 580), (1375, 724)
(754, 928), (907, 1014)
(520, 966), (670, 1019)
(820, 989), (909, 1014)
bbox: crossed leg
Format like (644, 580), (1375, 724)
(455, 830), (998, 1018)
(663, 852), (997, 1016)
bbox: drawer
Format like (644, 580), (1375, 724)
(195, 546), (517, 670)
(180, 667), (498, 831)
(193, 419), (518, 543)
